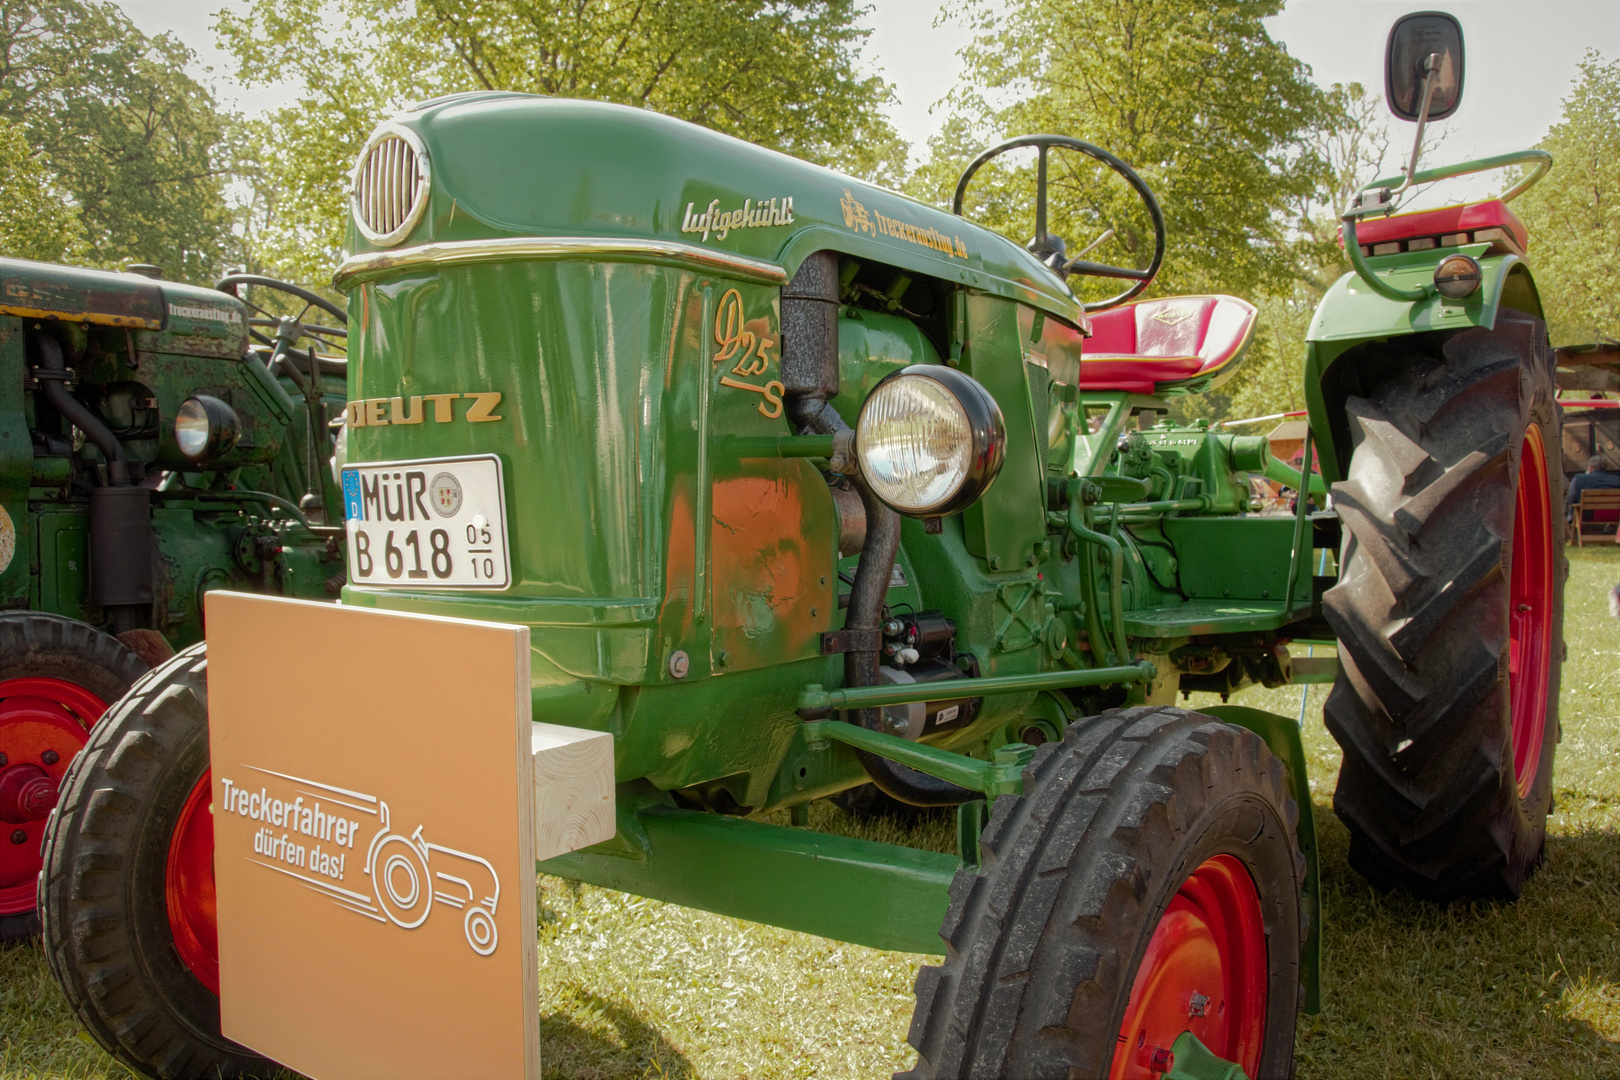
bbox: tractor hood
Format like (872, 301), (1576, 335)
(0, 257), (248, 346)
(334, 93), (1084, 324)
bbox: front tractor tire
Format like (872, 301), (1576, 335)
(39, 644), (271, 1080)
(0, 612), (147, 941)
(1324, 312), (1565, 901)
(902, 707), (1305, 1080)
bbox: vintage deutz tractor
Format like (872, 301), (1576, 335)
(40, 13), (1563, 1078)
(0, 262), (347, 938)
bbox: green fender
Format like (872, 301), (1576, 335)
(1201, 705), (1321, 1015)
(1302, 249), (1543, 485)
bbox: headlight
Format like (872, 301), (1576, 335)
(174, 395), (241, 463)
(1433, 253), (1482, 299)
(855, 365), (1006, 516)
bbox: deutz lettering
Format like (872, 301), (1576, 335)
(345, 391), (502, 427)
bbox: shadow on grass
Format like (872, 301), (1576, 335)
(540, 988), (694, 1080)
(1296, 807), (1620, 1079)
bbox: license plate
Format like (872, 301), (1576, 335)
(340, 455), (511, 589)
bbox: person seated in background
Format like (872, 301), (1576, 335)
(1567, 456), (1620, 523)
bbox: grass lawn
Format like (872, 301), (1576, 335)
(6, 548), (1620, 1078)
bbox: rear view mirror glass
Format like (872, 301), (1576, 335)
(1385, 11), (1465, 121)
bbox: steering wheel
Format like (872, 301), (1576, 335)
(215, 274), (347, 359)
(215, 273), (349, 521)
(952, 135), (1166, 311)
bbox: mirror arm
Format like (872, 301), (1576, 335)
(1393, 53), (1442, 197)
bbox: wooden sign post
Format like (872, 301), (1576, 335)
(205, 592), (613, 1080)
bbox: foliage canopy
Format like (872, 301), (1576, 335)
(218, 0), (904, 281)
(914, 0), (1329, 308)
(0, 117), (84, 263)
(0, 0), (232, 280)
(1514, 50), (1620, 346)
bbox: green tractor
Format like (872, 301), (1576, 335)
(39, 12), (1561, 1077)
(0, 262), (347, 939)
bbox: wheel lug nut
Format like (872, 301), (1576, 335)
(1150, 1046), (1175, 1074)
(9, 829), (26, 844)
(41, 750), (59, 765)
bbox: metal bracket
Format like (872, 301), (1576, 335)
(819, 628), (881, 655)
(798, 718), (1034, 798)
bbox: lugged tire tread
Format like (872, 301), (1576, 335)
(39, 643), (272, 1079)
(0, 612), (148, 940)
(1322, 314), (1564, 900)
(900, 706), (1305, 1080)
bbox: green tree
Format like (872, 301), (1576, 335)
(1223, 82), (1397, 421)
(217, 0), (905, 283)
(1514, 50), (1620, 346)
(915, 0), (1329, 306)
(0, 116), (85, 262)
(0, 0), (234, 280)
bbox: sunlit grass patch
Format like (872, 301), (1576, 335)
(0, 941), (126, 1079)
(7, 548), (1620, 1077)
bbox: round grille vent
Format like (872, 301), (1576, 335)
(351, 125), (430, 247)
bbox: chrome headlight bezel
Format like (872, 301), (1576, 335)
(854, 364), (1007, 517)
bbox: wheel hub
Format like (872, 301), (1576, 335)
(1508, 425), (1554, 799)
(166, 770), (220, 993)
(0, 764), (57, 823)
(0, 676), (105, 915)
(1112, 853), (1267, 1080)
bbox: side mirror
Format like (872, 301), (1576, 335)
(1385, 11), (1465, 121)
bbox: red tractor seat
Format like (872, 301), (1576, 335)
(1080, 295), (1258, 394)
(1347, 198), (1528, 258)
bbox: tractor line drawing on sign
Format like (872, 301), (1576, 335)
(241, 765), (501, 956)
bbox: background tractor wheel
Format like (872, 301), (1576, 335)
(901, 706), (1305, 1080)
(0, 612), (147, 942)
(1324, 311), (1564, 901)
(39, 644), (271, 1079)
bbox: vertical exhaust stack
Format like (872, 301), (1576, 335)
(780, 251), (843, 439)
(34, 335), (151, 631)
(778, 253), (972, 807)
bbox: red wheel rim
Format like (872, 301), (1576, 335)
(1112, 854), (1267, 1080)
(166, 771), (219, 993)
(1508, 425), (1554, 799)
(0, 677), (107, 916)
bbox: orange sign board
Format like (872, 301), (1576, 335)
(205, 592), (539, 1080)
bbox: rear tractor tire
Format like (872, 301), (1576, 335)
(0, 612), (147, 941)
(902, 706), (1305, 1080)
(1324, 312), (1564, 901)
(39, 643), (271, 1079)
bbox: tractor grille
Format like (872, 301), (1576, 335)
(352, 129), (428, 246)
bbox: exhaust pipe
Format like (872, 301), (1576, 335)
(779, 253), (973, 808)
(35, 335), (151, 631)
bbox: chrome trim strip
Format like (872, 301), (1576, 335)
(333, 236), (787, 289)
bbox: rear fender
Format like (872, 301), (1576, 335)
(1303, 254), (1543, 484)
